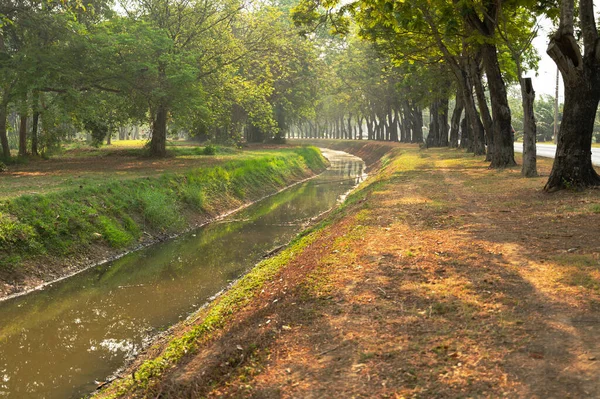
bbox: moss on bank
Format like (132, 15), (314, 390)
(0, 146), (327, 273)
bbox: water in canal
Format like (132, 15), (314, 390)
(0, 149), (365, 399)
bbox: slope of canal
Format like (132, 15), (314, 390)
(0, 149), (365, 399)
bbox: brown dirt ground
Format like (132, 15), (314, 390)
(116, 143), (600, 399)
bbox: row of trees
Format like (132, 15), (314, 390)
(290, 0), (600, 191)
(0, 0), (323, 158)
(3, 0), (600, 191)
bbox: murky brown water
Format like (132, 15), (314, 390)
(0, 149), (365, 399)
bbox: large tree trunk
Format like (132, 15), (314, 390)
(460, 117), (472, 150)
(449, 90), (463, 148)
(521, 78), (538, 177)
(543, 0), (600, 190)
(460, 69), (486, 155)
(0, 102), (9, 158)
(427, 102), (439, 147)
(472, 56), (495, 160)
(481, 43), (516, 167)
(149, 103), (168, 156)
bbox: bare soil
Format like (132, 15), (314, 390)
(115, 143), (600, 398)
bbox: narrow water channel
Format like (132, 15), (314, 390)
(0, 149), (365, 399)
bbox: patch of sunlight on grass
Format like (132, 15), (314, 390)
(110, 140), (148, 148)
(396, 196), (431, 205)
(389, 152), (429, 173)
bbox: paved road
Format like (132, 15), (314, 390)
(514, 143), (600, 166)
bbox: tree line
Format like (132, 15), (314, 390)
(2, 0), (599, 191)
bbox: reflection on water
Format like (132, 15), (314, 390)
(0, 149), (365, 399)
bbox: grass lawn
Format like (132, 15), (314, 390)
(0, 141), (289, 201)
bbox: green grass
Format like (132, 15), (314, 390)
(0, 147), (327, 268)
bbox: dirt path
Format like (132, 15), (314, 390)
(101, 144), (600, 398)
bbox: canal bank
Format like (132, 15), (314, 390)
(0, 147), (327, 301)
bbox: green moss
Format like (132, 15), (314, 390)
(98, 216), (135, 248)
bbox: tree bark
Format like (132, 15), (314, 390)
(449, 90), (463, 148)
(543, 0), (600, 190)
(438, 97), (449, 146)
(460, 117), (472, 150)
(472, 55), (494, 160)
(521, 78), (538, 177)
(460, 68), (486, 155)
(411, 103), (424, 144)
(31, 110), (39, 156)
(481, 43), (516, 167)
(427, 101), (439, 147)
(358, 116), (364, 140)
(0, 102), (9, 158)
(19, 111), (27, 157)
(149, 103), (168, 156)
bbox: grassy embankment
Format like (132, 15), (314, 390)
(97, 141), (600, 398)
(0, 144), (327, 296)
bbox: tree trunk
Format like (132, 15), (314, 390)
(543, 0), (600, 190)
(358, 116), (364, 140)
(427, 102), (439, 147)
(0, 102), (9, 158)
(460, 117), (472, 150)
(472, 56), (495, 160)
(366, 115), (374, 140)
(31, 91), (40, 156)
(460, 69), (486, 155)
(149, 103), (168, 156)
(347, 114), (353, 140)
(438, 97), (449, 146)
(390, 108), (399, 142)
(481, 43), (516, 167)
(19, 111), (27, 157)
(521, 78), (538, 177)
(411, 104), (423, 144)
(31, 110), (39, 156)
(449, 90), (463, 148)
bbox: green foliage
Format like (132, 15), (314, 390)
(202, 144), (217, 155)
(0, 161), (7, 172)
